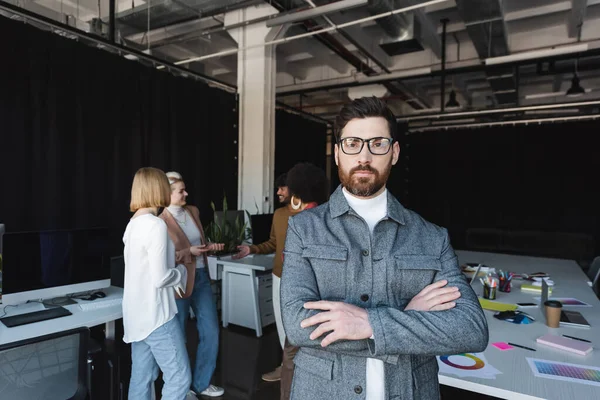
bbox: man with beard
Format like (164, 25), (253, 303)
(275, 173), (291, 207)
(280, 97), (488, 400)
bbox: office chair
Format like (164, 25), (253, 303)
(0, 327), (90, 400)
(588, 256), (600, 297)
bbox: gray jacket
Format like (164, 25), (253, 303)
(281, 186), (488, 400)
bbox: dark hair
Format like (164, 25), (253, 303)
(275, 173), (287, 188)
(286, 163), (329, 205)
(334, 97), (399, 142)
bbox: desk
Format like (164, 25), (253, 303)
(0, 286), (123, 346)
(441, 251), (600, 399)
(219, 254), (275, 337)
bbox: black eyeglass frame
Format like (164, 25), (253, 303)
(337, 136), (395, 155)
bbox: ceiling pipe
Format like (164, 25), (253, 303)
(171, 0), (448, 65)
(440, 18), (448, 112)
(266, 0), (368, 27)
(275, 100), (331, 125)
(409, 114), (600, 132)
(398, 100), (600, 121)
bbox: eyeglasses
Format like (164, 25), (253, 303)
(338, 137), (394, 155)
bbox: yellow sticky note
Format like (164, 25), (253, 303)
(478, 298), (518, 312)
(521, 284), (553, 294)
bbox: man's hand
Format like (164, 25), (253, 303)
(405, 280), (461, 312)
(232, 245), (251, 259)
(300, 301), (373, 347)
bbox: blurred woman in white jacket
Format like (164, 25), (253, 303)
(122, 167), (191, 400)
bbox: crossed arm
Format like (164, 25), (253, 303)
(280, 219), (489, 358)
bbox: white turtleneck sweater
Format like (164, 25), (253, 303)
(167, 205), (206, 269)
(342, 188), (387, 400)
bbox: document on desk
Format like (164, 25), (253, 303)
(527, 358), (600, 387)
(437, 352), (502, 380)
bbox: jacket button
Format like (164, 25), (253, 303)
(362, 249), (369, 256)
(354, 385), (363, 394)
(360, 294), (369, 302)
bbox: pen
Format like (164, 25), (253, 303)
(562, 334), (591, 343)
(508, 342), (536, 351)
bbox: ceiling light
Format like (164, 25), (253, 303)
(566, 75), (585, 97)
(445, 90), (460, 108)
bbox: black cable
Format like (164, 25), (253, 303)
(0, 305), (18, 318)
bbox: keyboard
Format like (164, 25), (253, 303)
(0, 307), (72, 328)
(78, 298), (122, 311)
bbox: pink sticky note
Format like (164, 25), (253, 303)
(492, 342), (514, 351)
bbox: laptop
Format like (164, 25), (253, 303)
(469, 264), (482, 286)
(540, 279), (549, 311)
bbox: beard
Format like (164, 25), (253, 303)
(339, 162), (391, 197)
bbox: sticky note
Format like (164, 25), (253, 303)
(479, 298), (518, 312)
(492, 342), (514, 351)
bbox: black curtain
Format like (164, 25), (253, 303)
(0, 16), (238, 254)
(274, 109), (328, 182)
(393, 122), (600, 253)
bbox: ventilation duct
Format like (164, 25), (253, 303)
(455, 0), (515, 105)
(367, 0), (424, 56)
(116, 0), (260, 34)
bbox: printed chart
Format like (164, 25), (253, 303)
(437, 353), (501, 379)
(527, 358), (600, 387)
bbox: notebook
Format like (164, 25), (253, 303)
(536, 334), (593, 356)
(560, 310), (591, 328)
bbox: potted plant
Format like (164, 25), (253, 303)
(204, 196), (250, 280)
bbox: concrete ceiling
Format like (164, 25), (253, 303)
(7, 0), (600, 122)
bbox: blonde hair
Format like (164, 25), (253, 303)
(166, 171), (183, 186)
(129, 167), (171, 212)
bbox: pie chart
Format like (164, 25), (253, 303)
(439, 354), (485, 370)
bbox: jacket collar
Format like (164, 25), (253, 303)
(329, 185), (406, 225)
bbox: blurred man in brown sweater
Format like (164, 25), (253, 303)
(234, 173), (292, 382)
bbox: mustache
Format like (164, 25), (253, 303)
(350, 165), (377, 174)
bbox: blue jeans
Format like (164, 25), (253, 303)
(175, 268), (219, 393)
(129, 317), (191, 400)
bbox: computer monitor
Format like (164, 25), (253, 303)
(250, 214), (273, 244)
(0, 223), (5, 253)
(0, 223), (4, 298)
(214, 210), (245, 227)
(1, 227), (111, 306)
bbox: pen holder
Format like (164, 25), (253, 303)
(499, 277), (511, 293)
(483, 284), (497, 300)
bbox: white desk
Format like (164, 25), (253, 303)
(0, 286), (123, 346)
(440, 251), (600, 400)
(219, 254), (274, 337)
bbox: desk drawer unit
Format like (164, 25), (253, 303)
(225, 271), (275, 330)
(257, 273), (274, 326)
